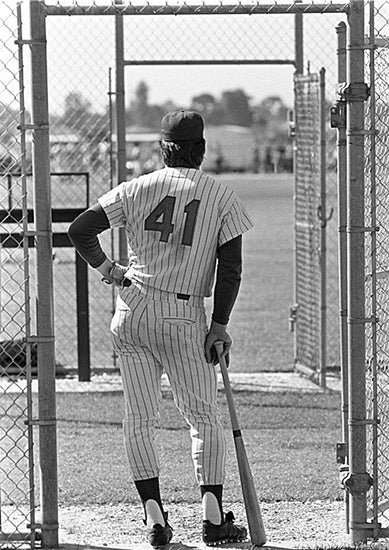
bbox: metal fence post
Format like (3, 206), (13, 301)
(345, 1), (371, 544)
(115, 7), (128, 265)
(29, 1), (59, 547)
(319, 67), (327, 389)
(294, 0), (304, 75)
(335, 19), (349, 533)
(75, 253), (90, 382)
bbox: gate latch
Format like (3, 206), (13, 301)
(289, 304), (299, 333)
(330, 100), (346, 129)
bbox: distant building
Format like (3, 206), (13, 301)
(202, 125), (257, 173)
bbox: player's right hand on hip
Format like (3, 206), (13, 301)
(99, 259), (132, 288)
(205, 320), (232, 365)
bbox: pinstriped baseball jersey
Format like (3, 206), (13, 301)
(98, 167), (253, 297)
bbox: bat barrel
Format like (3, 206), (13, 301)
(215, 341), (267, 547)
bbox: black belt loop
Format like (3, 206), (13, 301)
(177, 293), (190, 301)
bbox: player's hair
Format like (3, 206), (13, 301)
(160, 138), (206, 168)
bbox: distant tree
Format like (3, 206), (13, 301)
(219, 89), (253, 127)
(127, 81), (167, 129)
(0, 103), (32, 172)
(252, 96), (289, 135)
(252, 95), (290, 143)
(136, 81), (149, 107)
(190, 93), (224, 125)
(63, 92), (93, 133)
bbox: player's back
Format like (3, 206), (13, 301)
(122, 166), (232, 297)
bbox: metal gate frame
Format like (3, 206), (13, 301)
(333, 0), (389, 544)
(17, 1), (377, 548)
(292, 68), (328, 389)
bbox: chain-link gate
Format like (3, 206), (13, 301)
(292, 70), (340, 388)
(39, 1), (346, 377)
(331, 0), (389, 544)
(292, 71), (323, 385)
(364, 0), (389, 539)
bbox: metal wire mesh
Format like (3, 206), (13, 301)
(365, 0), (389, 531)
(40, 1), (346, 372)
(8, 0), (389, 547)
(0, 2), (36, 547)
(293, 73), (321, 374)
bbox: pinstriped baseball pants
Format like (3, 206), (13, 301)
(110, 286), (226, 486)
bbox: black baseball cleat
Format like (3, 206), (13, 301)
(202, 511), (248, 546)
(145, 512), (173, 548)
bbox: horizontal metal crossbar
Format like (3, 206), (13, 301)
(0, 232), (73, 248)
(124, 59), (296, 65)
(44, 3), (350, 16)
(0, 208), (84, 223)
(0, 533), (33, 542)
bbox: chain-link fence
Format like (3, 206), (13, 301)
(2, 1), (372, 547)
(0, 2), (37, 547)
(40, 1), (346, 374)
(365, 0), (389, 535)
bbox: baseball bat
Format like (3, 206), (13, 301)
(215, 342), (267, 548)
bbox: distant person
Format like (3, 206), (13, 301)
(214, 145), (224, 174)
(68, 110), (253, 547)
(264, 146), (273, 173)
(252, 147), (260, 174)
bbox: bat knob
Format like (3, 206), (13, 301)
(214, 340), (224, 355)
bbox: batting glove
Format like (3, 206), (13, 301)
(100, 260), (132, 288)
(205, 320), (232, 366)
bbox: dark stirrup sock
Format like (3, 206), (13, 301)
(135, 477), (163, 505)
(135, 477), (166, 527)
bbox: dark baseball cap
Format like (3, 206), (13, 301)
(161, 110), (204, 142)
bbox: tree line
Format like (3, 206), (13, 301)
(1, 80), (293, 174)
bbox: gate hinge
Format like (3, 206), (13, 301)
(25, 419), (57, 426)
(14, 39), (47, 46)
(338, 82), (370, 102)
(25, 335), (55, 344)
(349, 521), (381, 539)
(347, 316), (378, 325)
(28, 523), (58, 531)
(343, 472), (373, 495)
(17, 123), (49, 131)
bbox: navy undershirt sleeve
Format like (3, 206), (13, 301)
(68, 203), (110, 268)
(212, 235), (242, 325)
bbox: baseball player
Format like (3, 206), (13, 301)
(68, 110), (254, 547)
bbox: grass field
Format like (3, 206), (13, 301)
(219, 173), (294, 373)
(1, 173), (295, 372)
(84, 173), (296, 372)
(2, 172), (352, 546)
(46, 383), (347, 547)
(50, 174), (348, 546)
(56, 389), (342, 507)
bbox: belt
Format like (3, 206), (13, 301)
(122, 281), (190, 301)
